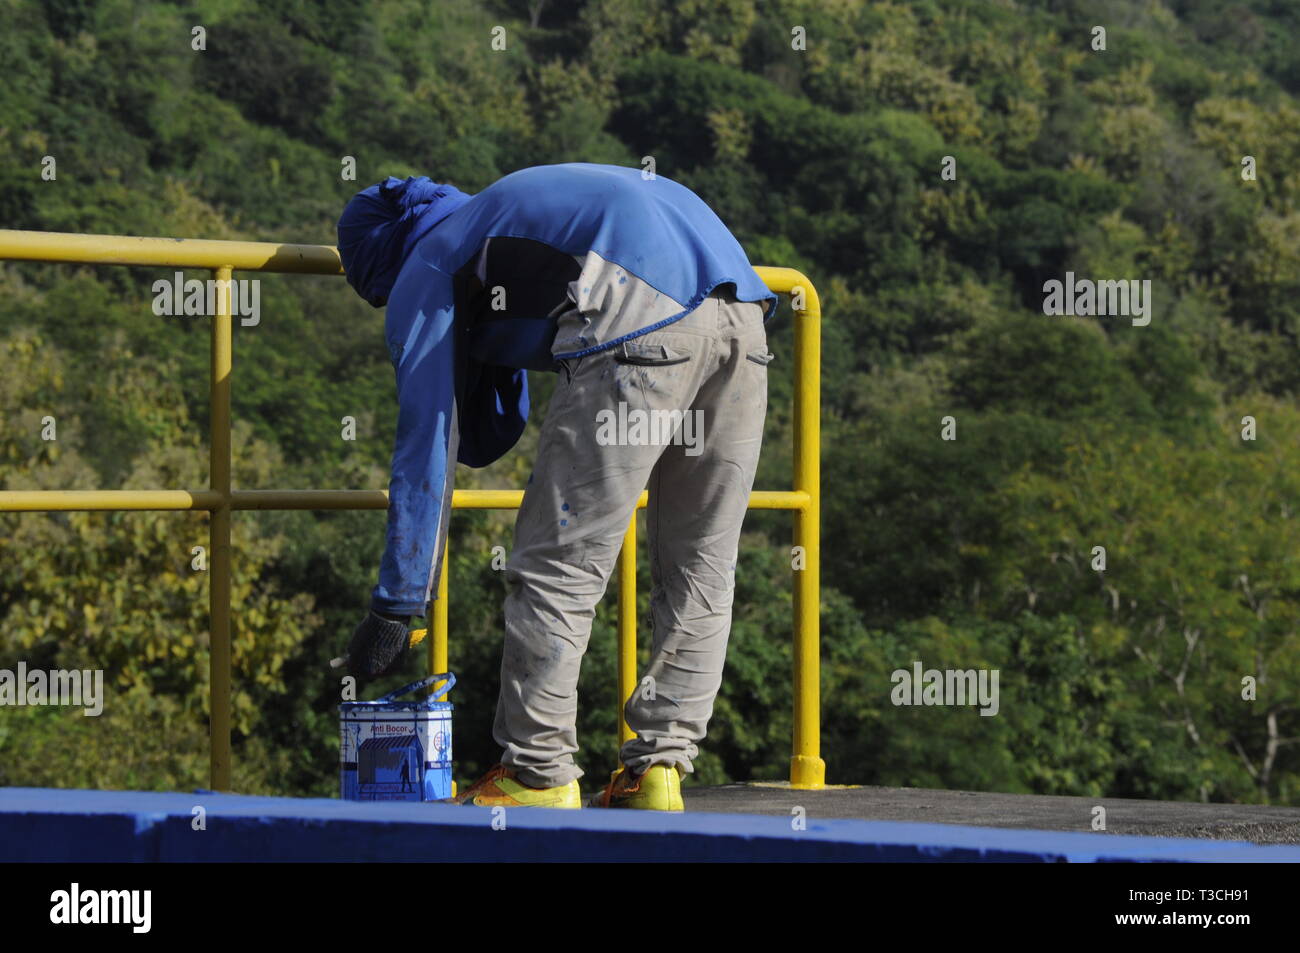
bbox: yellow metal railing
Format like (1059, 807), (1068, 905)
(0, 228), (825, 790)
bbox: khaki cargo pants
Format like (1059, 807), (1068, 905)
(494, 290), (770, 787)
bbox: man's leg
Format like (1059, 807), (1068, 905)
(494, 311), (714, 788)
(620, 295), (769, 779)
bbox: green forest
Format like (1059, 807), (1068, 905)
(2, 0), (1298, 806)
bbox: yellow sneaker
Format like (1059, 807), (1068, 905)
(589, 763), (684, 811)
(449, 764), (581, 809)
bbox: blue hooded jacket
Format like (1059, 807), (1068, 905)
(338, 163), (776, 616)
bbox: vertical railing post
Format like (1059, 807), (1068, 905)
(430, 539), (451, 794)
(791, 282), (826, 789)
(210, 266), (234, 790)
(616, 513), (638, 745)
(430, 537), (449, 692)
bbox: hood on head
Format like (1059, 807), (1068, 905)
(336, 176), (473, 307)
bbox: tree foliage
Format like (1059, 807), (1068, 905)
(1, 0), (1298, 804)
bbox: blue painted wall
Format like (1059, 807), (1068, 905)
(3, 788), (1298, 863)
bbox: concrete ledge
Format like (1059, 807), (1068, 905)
(683, 782), (1300, 844)
(4, 788), (1300, 862)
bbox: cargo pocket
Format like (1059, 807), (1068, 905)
(615, 340), (691, 366)
(746, 348), (774, 366)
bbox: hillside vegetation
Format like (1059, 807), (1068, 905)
(1, 0), (1298, 804)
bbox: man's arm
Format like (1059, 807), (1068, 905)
(371, 265), (460, 619)
(344, 264), (459, 678)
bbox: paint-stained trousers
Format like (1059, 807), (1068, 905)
(494, 290), (771, 787)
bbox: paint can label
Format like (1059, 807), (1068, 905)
(339, 700), (453, 801)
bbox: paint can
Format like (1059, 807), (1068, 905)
(339, 673), (454, 802)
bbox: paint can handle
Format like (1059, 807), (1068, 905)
(375, 672), (456, 703)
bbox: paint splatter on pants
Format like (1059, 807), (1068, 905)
(494, 290), (771, 787)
